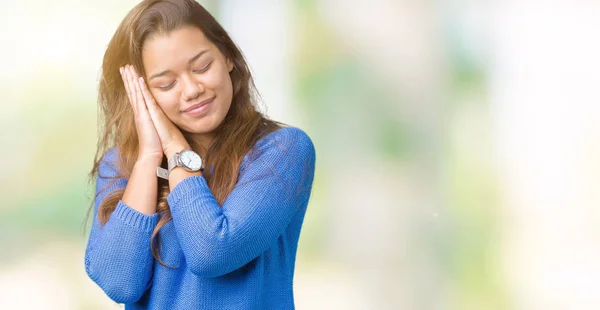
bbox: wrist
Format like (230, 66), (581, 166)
(137, 154), (163, 166)
(165, 144), (190, 161)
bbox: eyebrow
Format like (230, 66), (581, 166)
(147, 49), (209, 81)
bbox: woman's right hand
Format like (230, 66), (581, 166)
(120, 65), (163, 165)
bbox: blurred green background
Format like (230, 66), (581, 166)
(1, 0), (600, 309)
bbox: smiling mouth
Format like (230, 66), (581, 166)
(182, 97), (214, 117)
(183, 97), (214, 112)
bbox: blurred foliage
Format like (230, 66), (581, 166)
(0, 0), (515, 308)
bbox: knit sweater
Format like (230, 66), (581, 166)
(84, 127), (316, 309)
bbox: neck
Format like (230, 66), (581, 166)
(185, 133), (214, 158)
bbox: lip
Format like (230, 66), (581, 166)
(183, 97), (214, 116)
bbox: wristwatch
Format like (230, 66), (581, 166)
(156, 149), (203, 179)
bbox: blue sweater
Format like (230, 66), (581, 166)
(85, 127), (316, 309)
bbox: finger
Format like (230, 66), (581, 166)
(120, 66), (135, 113)
(132, 69), (148, 114)
(129, 65), (140, 78)
(139, 77), (172, 130)
(129, 67), (145, 110)
(126, 66), (140, 113)
(127, 66), (146, 114)
(138, 77), (161, 125)
(138, 77), (159, 111)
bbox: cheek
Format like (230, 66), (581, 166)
(152, 92), (179, 115)
(214, 74), (234, 104)
(206, 66), (233, 92)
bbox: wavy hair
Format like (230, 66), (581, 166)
(87, 0), (281, 267)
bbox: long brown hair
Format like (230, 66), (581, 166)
(87, 0), (281, 267)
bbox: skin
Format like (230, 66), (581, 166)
(119, 25), (234, 192)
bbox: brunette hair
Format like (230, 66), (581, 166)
(87, 0), (281, 267)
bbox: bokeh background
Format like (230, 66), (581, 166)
(1, 0), (600, 309)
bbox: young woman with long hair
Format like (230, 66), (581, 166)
(84, 0), (316, 308)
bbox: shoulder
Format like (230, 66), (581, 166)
(99, 147), (119, 167)
(102, 147), (119, 161)
(97, 147), (121, 177)
(240, 127), (316, 172)
(254, 126), (315, 159)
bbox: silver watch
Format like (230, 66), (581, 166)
(156, 149), (203, 179)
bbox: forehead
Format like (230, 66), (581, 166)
(142, 25), (216, 72)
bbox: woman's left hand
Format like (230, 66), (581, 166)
(127, 65), (190, 160)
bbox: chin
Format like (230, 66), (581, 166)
(180, 118), (222, 135)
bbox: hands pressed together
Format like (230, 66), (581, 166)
(120, 65), (190, 165)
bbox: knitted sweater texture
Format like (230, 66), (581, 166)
(84, 127), (316, 309)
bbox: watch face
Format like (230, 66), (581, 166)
(180, 150), (203, 171)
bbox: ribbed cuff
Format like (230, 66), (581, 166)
(167, 176), (210, 207)
(112, 200), (159, 233)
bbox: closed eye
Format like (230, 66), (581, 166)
(158, 81), (176, 91)
(193, 63), (211, 74)
(156, 62), (210, 91)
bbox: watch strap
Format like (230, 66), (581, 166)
(168, 152), (179, 173)
(157, 152), (181, 180)
(156, 167), (169, 180)
(157, 150), (202, 180)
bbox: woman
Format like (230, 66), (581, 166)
(84, 0), (316, 309)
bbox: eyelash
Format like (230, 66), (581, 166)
(193, 63), (211, 74)
(158, 63), (212, 91)
(159, 83), (175, 91)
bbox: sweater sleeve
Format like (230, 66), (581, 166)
(84, 148), (158, 304)
(166, 127), (316, 278)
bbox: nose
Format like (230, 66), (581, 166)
(181, 74), (203, 101)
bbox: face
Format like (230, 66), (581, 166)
(141, 25), (234, 139)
